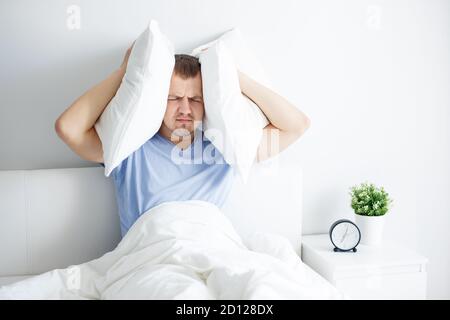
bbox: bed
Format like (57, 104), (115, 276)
(0, 158), (343, 299)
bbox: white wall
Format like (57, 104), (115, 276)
(0, 0), (448, 299)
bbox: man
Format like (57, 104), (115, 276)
(55, 46), (310, 237)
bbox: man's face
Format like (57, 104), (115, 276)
(160, 72), (204, 138)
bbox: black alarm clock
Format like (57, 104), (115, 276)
(329, 219), (361, 252)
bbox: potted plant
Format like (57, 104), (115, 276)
(349, 182), (394, 246)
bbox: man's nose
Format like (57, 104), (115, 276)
(178, 97), (192, 114)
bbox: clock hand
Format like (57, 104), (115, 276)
(341, 226), (349, 243)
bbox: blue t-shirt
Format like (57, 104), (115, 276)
(101, 129), (235, 237)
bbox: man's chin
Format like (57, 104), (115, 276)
(172, 127), (193, 137)
(175, 124), (191, 130)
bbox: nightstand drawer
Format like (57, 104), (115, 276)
(335, 271), (427, 299)
(333, 263), (425, 279)
(301, 234), (428, 300)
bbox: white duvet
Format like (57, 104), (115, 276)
(0, 200), (343, 300)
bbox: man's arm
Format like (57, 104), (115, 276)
(54, 45), (132, 163)
(238, 71), (311, 163)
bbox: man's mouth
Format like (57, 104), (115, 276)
(176, 119), (192, 123)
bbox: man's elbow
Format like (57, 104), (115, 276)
(55, 117), (70, 140)
(55, 117), (80, 144)
(303, 116), (311, 130)
(55, 117), (66, 139)
(294, 115), (310, 135)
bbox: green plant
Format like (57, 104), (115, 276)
(349, 182), (393, 216)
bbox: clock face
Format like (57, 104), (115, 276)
(331, 222), (360, 251)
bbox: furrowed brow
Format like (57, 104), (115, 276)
(168, 93), (203, 100)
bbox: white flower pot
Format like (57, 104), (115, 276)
(354, 214), (385, 246)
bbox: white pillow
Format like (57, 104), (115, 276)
(198, 41), (265, 184)
(192, 28), (273, 91)
(191, 28), (271, 129)
(192, 29), (271, 183)
(95, 20), (174, 177)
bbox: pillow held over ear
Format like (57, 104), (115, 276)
(198, 41), (265, 184)
(192, 28), (272, 183)
(95, 20), (175, 177)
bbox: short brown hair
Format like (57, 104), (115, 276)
(173, 54), (201, 79)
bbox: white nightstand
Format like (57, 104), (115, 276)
(301, 234), (428, 300)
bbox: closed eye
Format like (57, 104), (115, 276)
(168, 96), (203, 103)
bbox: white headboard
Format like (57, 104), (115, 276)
(0, 159), (302, 281)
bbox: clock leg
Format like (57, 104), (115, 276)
(353, 248), (357, 252)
